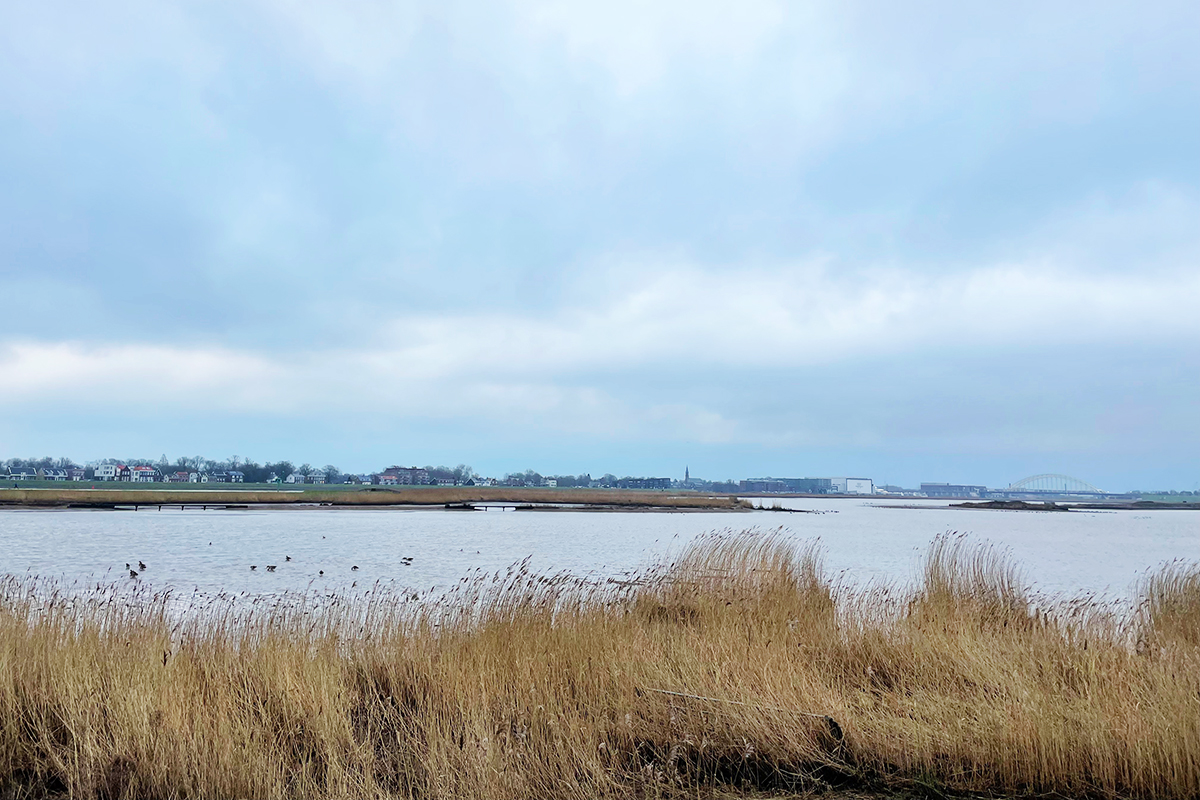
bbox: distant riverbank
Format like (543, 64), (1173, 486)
(0, 485), (752, 511)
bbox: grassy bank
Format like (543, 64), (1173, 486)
(1, 532), (1197, 799)
(0, 486), (748, 511)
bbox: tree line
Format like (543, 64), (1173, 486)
(2, 457), (478, 485)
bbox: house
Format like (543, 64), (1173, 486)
(165, 471), (191, 483)
(306, 473), (326, 484)
(209, 472), (229, 483)
(93, 465), (119, 481)
(69, 468), (86, 481)
(379, 466), (429, 485)
(117, 465), (132, 481)
(7, 468), (38, 481)
(285, 473), (304, 484)
(266, 473), (281, 484)
(37, 468), (68, 481)
(130, 466), (159, 483)
(615, 477), (672, 490)
(228, 471), (245, 483)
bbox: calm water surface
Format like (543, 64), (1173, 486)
(0, 498), (1195, 600)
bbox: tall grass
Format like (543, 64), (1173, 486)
(0, 531), (1197, 799)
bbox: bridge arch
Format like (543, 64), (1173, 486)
(1006, 474), (1103, 493)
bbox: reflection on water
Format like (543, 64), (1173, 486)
(0, 498), (1195, 600)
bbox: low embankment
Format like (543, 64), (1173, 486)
(0, 532), (1197, 799)
(0, 486), (749, 511)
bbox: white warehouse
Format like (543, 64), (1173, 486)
(831, 477), (874, 495)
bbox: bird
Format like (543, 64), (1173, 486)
(138, 561), (147, 570)
(351, 565), (359, 571)
(319, 570), (324, 576)
(285, 556), (292, 561)
(250, 565), (257, 571)
(266, 565), (276, 572)
(129, 569), (138, 579)
(125, 563), (130, 569)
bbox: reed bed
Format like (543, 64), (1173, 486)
(0, 531), (1197, 799)
(0, 487), (749, 511)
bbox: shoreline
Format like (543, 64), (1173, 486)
(0, 486), (753, 511)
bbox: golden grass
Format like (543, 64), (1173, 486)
(0, 532), (1197, 799)
(0, 487), (749, 511)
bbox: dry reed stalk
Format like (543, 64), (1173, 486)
(0, 531), (1196, 799)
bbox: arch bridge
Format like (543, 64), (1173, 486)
(1006, 474), (1104, 494)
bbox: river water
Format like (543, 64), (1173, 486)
(0, 499), (1195, 601)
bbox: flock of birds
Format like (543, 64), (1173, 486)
(127, 554), (417, 578)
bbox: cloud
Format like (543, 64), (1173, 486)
(1, 0), (1198, 483)
(3, 258), (1195, 447)
(0, 342), (283, 410)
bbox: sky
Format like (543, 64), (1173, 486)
(1, 1), (1198, 490)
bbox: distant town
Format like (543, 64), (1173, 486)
(1, 457), (1193, 500)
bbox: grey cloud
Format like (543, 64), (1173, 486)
(1, 0), (1198, 487)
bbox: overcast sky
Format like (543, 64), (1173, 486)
(2, 1), (1198, 489)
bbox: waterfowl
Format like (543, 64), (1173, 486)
(266, 565), (277, 572)
(285, 556), (292, 561)
(352, 565), (359, 571)
(129, 569), (138, 579)
(138, 561), (147, 570)
(250, 565), (257, 571)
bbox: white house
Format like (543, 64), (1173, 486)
(94, 465), (118, 481)
(130, 466), (159, 483)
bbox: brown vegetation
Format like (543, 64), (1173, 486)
(0, 532), (1197, 799)
(0, 486), (748, 511)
